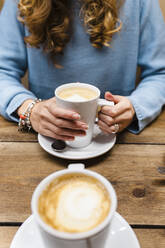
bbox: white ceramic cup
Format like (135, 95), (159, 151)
(31, 163), (117, 248)
(55, 82), (114, 148)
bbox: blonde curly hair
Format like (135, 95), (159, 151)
(18, 0), (122, 65)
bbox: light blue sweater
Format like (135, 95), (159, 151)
(0, 0), (165, 133)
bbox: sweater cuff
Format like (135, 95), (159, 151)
(126, 96), (148, 134)
(6, 92), (36, 122)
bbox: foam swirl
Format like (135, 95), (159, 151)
(38, 174), (110, 233)
(66, 94), (87, 102)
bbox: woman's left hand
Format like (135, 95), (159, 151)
(98, 92), (135, 134)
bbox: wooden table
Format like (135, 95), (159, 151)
(0, 111), (165, 248)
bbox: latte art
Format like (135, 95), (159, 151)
(38, 174), (110, 233)
(57, 86), (98, 101)
(65, 93), (87, 102)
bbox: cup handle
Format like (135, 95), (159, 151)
(96, 99), (114, 119)
(68, 164), (85, 170)
(98, 99), (114, 107)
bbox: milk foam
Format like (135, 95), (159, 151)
(54, 183), (104, 232)
(66, 94), (87, 102)
(38, 174), (110, 233)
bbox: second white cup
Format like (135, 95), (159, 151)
(31, 163), (117, 248)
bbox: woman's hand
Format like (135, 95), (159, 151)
(18, 97), (88, 141)
(98, 92), (135, 134)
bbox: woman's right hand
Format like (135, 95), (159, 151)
(18, 97), (88, 141)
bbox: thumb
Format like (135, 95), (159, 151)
(105, 91), (121, 104)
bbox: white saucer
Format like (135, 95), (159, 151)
(10, 212), (140, 248)
(38, 125), (116, 160)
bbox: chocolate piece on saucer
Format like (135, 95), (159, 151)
(51, 140), (66, 151)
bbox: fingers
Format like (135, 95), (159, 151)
(104, 92), (115, 102)
(41, 108), (88, 130)
(101, 95), (135, 119)
(101, 100), (127, 118)
(30, 99), (89, 141)
(105, 91), (120, 104)
(98, 113), (115, 126)
(41, 129), (75, 141)
(49, 105), (81, 121)
(43, 121), (86, 138)
(99, 111), (133, 126)
(112, 111), (134, 124)
(98, 119), (121, 134)
(98, 119), (112, 133)
(98, 110), (133, 134)
(98, 96), (135, 134)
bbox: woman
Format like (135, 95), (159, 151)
(0, 0), (165, 141)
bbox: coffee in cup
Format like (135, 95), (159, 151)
(38, 173), (110, 233)
(57, 86), (98, 102)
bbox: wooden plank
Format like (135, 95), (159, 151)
(160, 0), (165, 19)
(0, 0), (4, 11)
(0, 226), (165, 248)
(134, 229), (165, 248)
(0, 109), (165, 143)
(0, 227), (18, 248)
(0, 116), (37, 142)
(118, 109), (165, 144)
(0, 142), (165, 224)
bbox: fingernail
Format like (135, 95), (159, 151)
(72, 113), (80, 119)
(67, 137), (75, 141)
(110, 127), (116, 133)
(81, 124), (88, 130)
(78, 132), (86, 136)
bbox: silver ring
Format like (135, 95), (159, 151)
(112, 123), (119, 134)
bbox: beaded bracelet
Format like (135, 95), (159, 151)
(18, 99), (42, 131)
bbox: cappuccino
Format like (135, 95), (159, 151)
(38, 173), (110, 233)
(57, 86), (98, 102)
